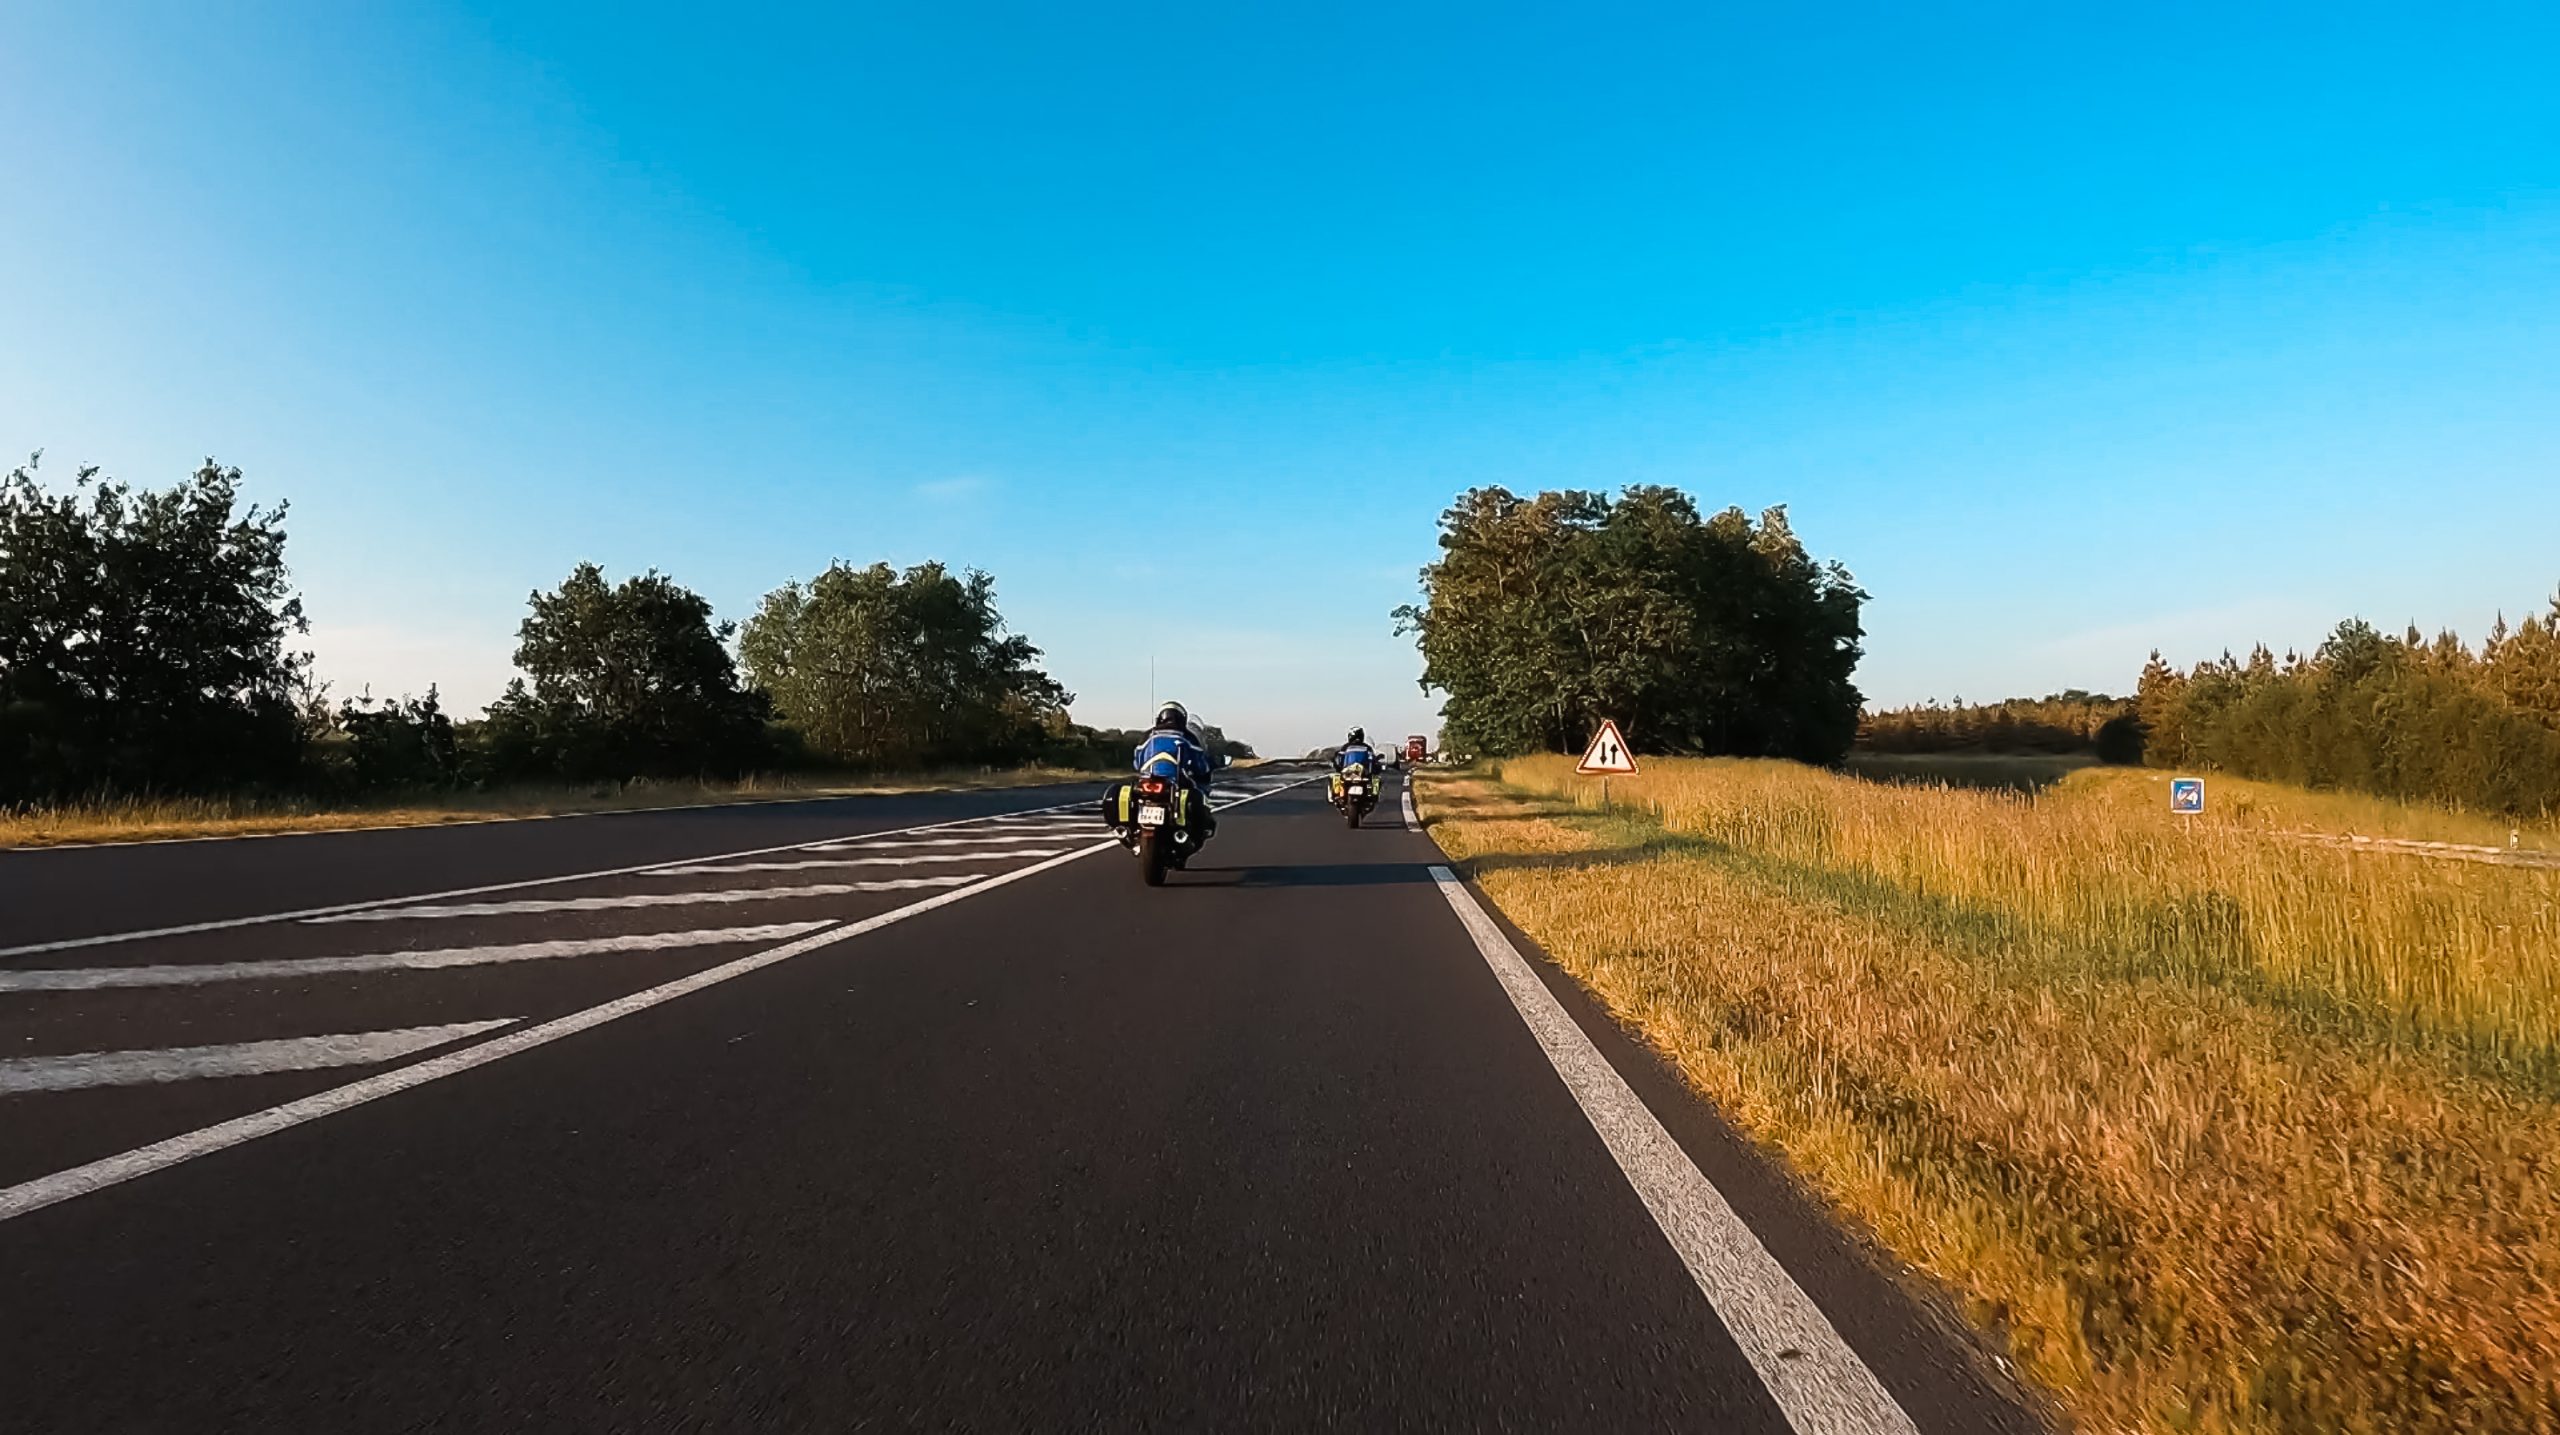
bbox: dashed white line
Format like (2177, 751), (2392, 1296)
(0, 1021), (515, 1094)
(303, 878), (981, 923)
(0, 804), (1090, 959)
(0, 773), (1326, 1223)
(810, 833), (1078, 851)
(1427, 867), (1916, 1435)
(646, 851), (1067, 875)
(0, 923), (833, 992)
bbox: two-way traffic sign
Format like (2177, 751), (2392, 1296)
(1577, 720), (1638, 776)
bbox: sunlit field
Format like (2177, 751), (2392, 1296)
(1421, 755), (2560, 1433)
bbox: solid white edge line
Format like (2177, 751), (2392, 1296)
(1426, 866), (1918, 1435)
(0, 799), (1096, 960)
(0, 774), (1325, 1223)
(1401, 777), (1420, 831)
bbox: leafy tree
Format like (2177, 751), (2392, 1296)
(739, 561), (1068, 768)
(478, 563), (766, 781)
(0, 454), (311, 801)
(1396, 486), (1865, 762)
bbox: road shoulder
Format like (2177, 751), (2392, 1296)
(1408, 771), (2054, 1435)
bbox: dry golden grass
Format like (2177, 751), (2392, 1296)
(0, 766), (1102, 849)
(2045, 766), (2560, 855)
(1420, 756), (2560, 1434)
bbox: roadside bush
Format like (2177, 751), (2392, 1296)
(334, 688), (462, 792)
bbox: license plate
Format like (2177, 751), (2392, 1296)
(1137, 806), (1168, 827)
(1345, 784), (1366, 796)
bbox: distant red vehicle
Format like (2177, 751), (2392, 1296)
(1405, 735), (1429, 765)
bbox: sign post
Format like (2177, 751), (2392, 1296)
(1576, 719), (1639, 810)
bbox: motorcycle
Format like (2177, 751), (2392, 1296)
(1105, 772), (1208, 886)
(1330, 759), (1380, 828)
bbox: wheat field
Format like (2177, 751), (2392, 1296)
(1421, 755), (2560, 1434)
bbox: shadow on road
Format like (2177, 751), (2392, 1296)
(1174, 862), (1439, 888)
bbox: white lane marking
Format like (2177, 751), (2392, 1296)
(809, 833), (1074, 851)
(0, 773), (1327, 1223)
(304, 878), (980, 923)
(645, 851), (1068, 875)
(1427, 867), (1918, 1435)
(1401, 779), (1420, 831)
(0, 1021), (514, 1094)
(0, 924), (832, 993)
(0, 804), (1085, 960)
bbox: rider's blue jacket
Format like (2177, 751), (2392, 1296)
(1134, 729), (1215, 789)
(1334, 743), (1376, 773)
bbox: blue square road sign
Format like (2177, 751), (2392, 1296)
(2170, 778), (2205, 814)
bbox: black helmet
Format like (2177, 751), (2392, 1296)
(1156, 702), (1188, 731)
(1347, 727), (1365, 745)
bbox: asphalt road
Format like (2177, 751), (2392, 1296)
(0, 766), (2045, 1433)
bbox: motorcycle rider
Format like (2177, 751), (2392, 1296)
(1332, 727), (1381, 808)
(1132, 702), (1218, 843)
(1335, 727), (1378, 778)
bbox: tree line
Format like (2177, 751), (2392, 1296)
(1858, 691), (2143, 763)
(0, 455), (1244, 806)
(1397, 486), (1866, 762)
(2137, 603), (2560, 816)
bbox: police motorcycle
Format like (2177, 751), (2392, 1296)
(1330, 730), (1382, 829)
(1102, 705), (1217, 886)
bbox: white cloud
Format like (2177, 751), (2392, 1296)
(912, 475), (993, 502)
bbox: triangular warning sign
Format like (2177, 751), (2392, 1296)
(1576, 719), (1638, 775)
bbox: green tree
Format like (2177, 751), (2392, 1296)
(1396, 485), (1865, 762)
(739, 560), (1068, 768)
(2134, 603), (2560, 815)
(2484, 596), (2560, 730)
(478, 563), (766, 781)
(335, 687), (461, 791)
(0, 454), (311, 801)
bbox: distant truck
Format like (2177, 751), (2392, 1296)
(1405, 735), (1430, 766)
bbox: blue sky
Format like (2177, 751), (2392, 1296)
(5, 2), (2556, 757)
